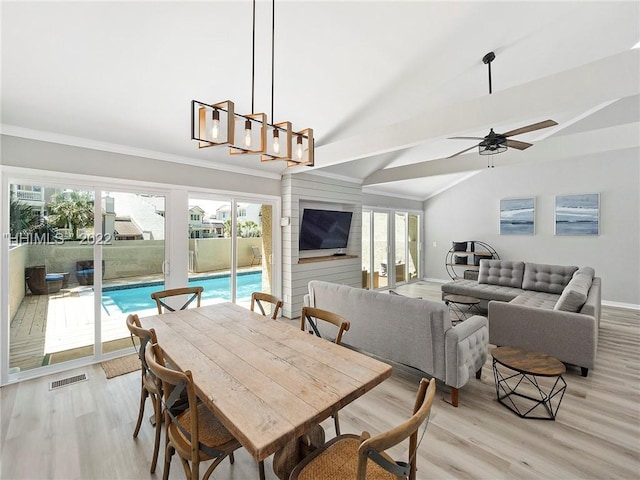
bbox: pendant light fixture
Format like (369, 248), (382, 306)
(191, 0), (313, 167)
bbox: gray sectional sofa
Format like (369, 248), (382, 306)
(441, 260), (601, 376)
(304, 280), (489, 407)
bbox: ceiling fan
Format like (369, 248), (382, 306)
(447, 51), (558, 166)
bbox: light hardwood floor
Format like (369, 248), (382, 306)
(1, 281), (639, 479)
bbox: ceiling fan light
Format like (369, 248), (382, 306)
(479, 143), (507, 155)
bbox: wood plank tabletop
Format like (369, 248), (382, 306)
(141, 302), (392, 461)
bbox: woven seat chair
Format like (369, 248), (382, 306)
(250, 292), (283, 320)
(290, 377), (437, 480)
(300, 306), (351, 435)
(126, 314), (162, 473)
(150, 286), (203, 314)
(144, 338), (244, 480)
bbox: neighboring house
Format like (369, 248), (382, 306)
(189, 206), (224, 238)
(215, 203), (262, 226)
(113, 216), (143, 240)
(104, 192), (165, 240)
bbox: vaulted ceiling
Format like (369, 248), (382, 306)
(2, 1), (639, 200)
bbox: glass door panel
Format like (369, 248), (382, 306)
(236, 202), (273, 313)
(408, 214), (420, 280)
(100, 191), (166, 354)
(188, 197), (232, 306)
(394, 212), (407, 285)
(373, 212), (389, 289)
(361, 210), (372, 289)
(9, 184), (96, 372)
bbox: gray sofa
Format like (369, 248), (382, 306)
(304, 280), (489, 407)
(441, 260), (601, 376)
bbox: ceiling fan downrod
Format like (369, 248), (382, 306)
(483, 51), (496, 94)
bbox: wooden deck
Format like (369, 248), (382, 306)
(9, 289), (154, 372)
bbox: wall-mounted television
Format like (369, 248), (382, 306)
(299, 209), (353, 251)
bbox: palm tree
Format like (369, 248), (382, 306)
(48, 191), (94, 240)
(9, 193), (39, 237)
(240, 220), (261, 238)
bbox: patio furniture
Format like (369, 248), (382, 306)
(25, 266), (63, 295)
(75, 260), (105, 286)
(251, 246), (263, 266)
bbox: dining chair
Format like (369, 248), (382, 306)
(289, 377), (437, 480)
(250, 292), (283, 320)
(300, 306), (350, 346)
(150, 286), (203, 314)
(126, 314), (162, 473)
(300, 306), (351, 435)
(144, 339), (244, 480)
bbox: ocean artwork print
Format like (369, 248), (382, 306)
(555, 193), (600, 235)
(500, 197), (535, 235)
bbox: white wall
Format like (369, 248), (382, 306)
(424, 147), (640, 307)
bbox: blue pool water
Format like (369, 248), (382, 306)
(101, 271), (262, 315)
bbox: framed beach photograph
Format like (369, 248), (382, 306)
(500, 197), (535, 235)
(555, 193), (600, 235)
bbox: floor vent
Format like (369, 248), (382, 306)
(49, 373), (88, 390)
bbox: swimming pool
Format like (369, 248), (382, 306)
(101, 271), (262, 315)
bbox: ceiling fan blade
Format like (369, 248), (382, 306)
(448, 136), (484, 140)
(506, 139), (533, 150)
(446, 144), (478, 159)
(502, 119), (558, 137)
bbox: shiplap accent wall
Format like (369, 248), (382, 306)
(282, 173), (363, 318)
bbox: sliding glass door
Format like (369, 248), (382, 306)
(6, 181), (169, 377)
(362, 208), (422, 290)
(8, 183), (97, 372)
(100, 191), (166, 354)
(187, 195), (275, 313)
(3, 173), (280, 384)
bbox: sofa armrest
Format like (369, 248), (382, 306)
(488, 300), (597, 369)
(444, 315), (489, 388)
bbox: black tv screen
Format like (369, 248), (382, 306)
(299, 209), (353, 250)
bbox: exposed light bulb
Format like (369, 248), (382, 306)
(211, 110), (220, 141)
(244, 119), (252, 148)
(273, 129), (280, 154)
(296, 136), (304, 160)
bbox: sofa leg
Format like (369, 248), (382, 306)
(450, 388), (458, 407)
(475, 367), (482, 380)
(581, 367), (589, 377)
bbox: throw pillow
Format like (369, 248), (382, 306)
(454, 255), (468, 265)
(554, 274), (591, 312)
(573, 266), (595, 281)
(452, 241), (467, 252)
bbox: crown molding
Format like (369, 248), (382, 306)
(0, 124), (282, 181)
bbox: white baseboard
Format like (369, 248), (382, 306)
(601, 300), (640, 311)
(422, 277), (449, 284)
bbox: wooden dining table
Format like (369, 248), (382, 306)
(141, 302), (392, 473)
